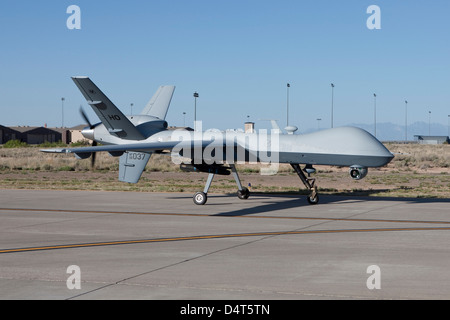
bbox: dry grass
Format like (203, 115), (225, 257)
(0, 144), (449, 198)
(385, 143), (450, 171)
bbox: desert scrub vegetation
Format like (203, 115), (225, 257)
(0, 146), (294, 173)
(3, 140), (29, 148)
(0, 146), (220, 173)
(385, 143), (450, 171)
(0, 143), (448, 198)
(0, 143), (449, 173)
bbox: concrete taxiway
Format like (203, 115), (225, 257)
(0, 189), (449, 300)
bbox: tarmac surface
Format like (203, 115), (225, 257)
(0, 189), (449, 300)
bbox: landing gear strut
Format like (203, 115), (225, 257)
(193, 164), (249, 205)
(291, 164), (319, 204)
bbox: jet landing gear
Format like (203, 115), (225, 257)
(193, 164), (249, 205)
(291, 164), (319, 205)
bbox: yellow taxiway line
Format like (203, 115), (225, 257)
(1, 227), (450, 254)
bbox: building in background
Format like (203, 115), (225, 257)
(244, 122), (255, 133)
(414, 135), (449, 145)
(7, 126), (63, 144)
(0, 124), (89, 145)
(69, 124), (89, 143)
(0, 125), (20, 144)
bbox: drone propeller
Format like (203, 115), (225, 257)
(79, 107), (94, 129)
(91, 140), (97, 169)
(80, 107), (97, 169)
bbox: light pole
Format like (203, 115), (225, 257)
(130, 103), (133, 116)
(183, 112), (186, 127)
(316, 118), (322, 130)
(405, 100), (408, 142)
(330, 83), (334, 128)
(61, 97), (65, 128)
(286, 83), (290, 127)
(448, 115), (450, 138)
(373, 93), (377, 138)
(193, 92), (199, 131)
(428, 111), (431, 135)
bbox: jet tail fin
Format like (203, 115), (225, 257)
(270, 120), (282, 133)
(140, 85), (175, 120)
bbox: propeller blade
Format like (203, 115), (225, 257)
(79, 107), (97, 169)
(91, 140), (97, 169)
(79, 107), (93, 129)
(91, 152), (96, 169)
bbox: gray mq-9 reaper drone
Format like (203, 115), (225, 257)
(42, 77), (394, 205)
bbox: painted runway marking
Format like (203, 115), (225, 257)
(1, 207), (450, 225)
(1, 226), (450, 254)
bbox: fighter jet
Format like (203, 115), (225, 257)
(41, 77), (394, 205)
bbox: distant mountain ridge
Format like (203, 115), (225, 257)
(303, 122), (449, 141)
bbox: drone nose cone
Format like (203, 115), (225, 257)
(81, 127), (94, 140)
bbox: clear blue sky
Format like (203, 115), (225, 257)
(0, 0), (449, 132)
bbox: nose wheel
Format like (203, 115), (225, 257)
(291, 164), (320, 205)
(306, 189), (319, 204)
(237, 187), (250, 199)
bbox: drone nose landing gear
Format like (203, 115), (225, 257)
(193, 164), (249, 205)
(291, 163), (319, 204)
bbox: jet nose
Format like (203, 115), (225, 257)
(81, 126), (94, 140)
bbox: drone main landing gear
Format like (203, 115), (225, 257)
(192, 171), (215, 205)
(193, 164), (249, 205)
(290, 164), (319, 204)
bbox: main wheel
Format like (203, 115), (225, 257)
(193, 192), (207, 205)
(307, 194), (319, 205)
(237, 187), (250, 200)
